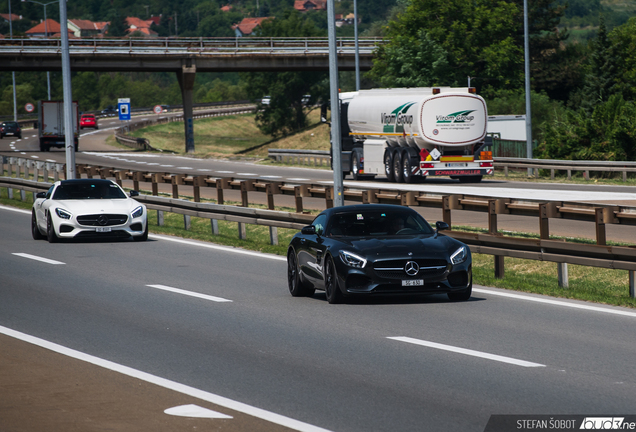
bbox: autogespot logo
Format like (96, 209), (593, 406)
(580, 417), (630, 429)
(436, 110), (475, 124)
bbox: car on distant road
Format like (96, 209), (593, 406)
(80, 114), (98, 130)
(0, 121), (22, 139)
(287, 204), (472, 303)
(101, 105), (118, 116)
(32, 179), (148, 243)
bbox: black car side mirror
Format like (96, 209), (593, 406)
(36, 192), (46, 199)
(436, 221), (449, 231)
(129, 190), (139, 197)
(301, 225), (316, 235)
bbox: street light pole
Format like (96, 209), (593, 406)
(327, 0), (344, 207)
(9, 0), (17, 121)
(22, 0), (55, 100)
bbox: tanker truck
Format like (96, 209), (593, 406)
(332, 87), (493, 183)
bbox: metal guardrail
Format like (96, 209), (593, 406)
(0, 37), (384, 56)
(2, 155), (636, 296)
(495, 157), (636, 181)
(267, 150), (636, 181)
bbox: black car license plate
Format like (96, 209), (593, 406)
(402, 279), (424, 287)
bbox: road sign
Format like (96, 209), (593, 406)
(25, 102), (34, 113)
(118, 98), (131, 121)
(153, 105), (162, 114)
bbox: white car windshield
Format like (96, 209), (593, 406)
(52, 181), (127, 200)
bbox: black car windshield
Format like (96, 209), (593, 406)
(2, 122), (18, 128)
(326, 210), (434, 237)
(52, 182), (127, 200)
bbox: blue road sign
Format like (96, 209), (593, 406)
(118, 98), (131, 121)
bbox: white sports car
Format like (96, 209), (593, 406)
(32, 179), (148, 243)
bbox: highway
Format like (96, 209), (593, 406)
(2, 205), (636, 431)
(2, 117), (636, 243)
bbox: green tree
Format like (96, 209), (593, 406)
(609, 16), (636, 101)
(539, 94), (636, 161)
(580, 15), (618, 112)
(107, 13), (128, 37)
(243, 10), (328, 137)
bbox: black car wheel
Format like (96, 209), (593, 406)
(46, 213), (58, 243)
(324, 257), (343, 304)
(31, 211), (44, 240)
(287, 249), (315, 297)
(447, 275), (472, 301)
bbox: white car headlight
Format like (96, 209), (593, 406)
(451, 246), (468, 265)
(131, 206), (144, 219)
(339, 250), (367, 268)
(55, 208), (72, 220)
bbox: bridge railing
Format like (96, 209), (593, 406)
(0, 36), (385, 54)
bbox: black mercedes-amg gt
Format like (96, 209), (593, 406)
(287, 204), (472, 304)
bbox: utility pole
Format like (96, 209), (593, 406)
(9, 0), (17, 121)
(327, 0), (343, 207)
(59, 0), (76, 179)
(353, 0), (359, 90)
(523, 0), (533, 176)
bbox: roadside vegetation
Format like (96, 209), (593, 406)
(2, 185), (634, 308)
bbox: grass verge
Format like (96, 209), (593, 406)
(2, 185), (634, 309)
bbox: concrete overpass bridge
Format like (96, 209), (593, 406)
(0, 36), (382, 151)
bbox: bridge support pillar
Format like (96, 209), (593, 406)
(177, 61), (196, 153)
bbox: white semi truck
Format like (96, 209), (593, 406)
(38, 100), (79, 152)
(334, 87), (493, 183)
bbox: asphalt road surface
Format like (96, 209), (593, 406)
(2, 205), (636, 431)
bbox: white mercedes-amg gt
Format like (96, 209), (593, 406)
(32, 179), (148, 243)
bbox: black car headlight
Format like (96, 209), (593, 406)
(55, 208), (72, 220)
(451, 246), (468, 265)
(339, 250), (367, 268)
(131, 206), (144, 219)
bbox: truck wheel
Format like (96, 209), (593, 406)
(392, 150), (404, 183)
(352, 151), (362, 181)
(384, 150), (395, 182)
(402, 152), (416, 184)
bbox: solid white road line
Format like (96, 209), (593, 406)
(0, 205), (30, 214)
(146, 284), (232, 303)
(473, 288), (636, 318)
(0, 326), (332, 432)
(12, 253), (65, 265)
(387, 336), (546, 368)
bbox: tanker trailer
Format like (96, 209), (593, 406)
(334, 87), (493, 183)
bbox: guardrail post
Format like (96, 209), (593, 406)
(266, 182), (281, 209)
(238, 221), (247, 240)
(240, 179), (254, 207)
(488, 200), (497, 235)
(184, 215), (191, 230)
(43, 163), (49, 183)
(193, 176), (205, 202)
(324, 186), (334, 209)
(567, 169), (572, 180)
(442, 196), (452, 227)
(362, 189), (379, 204)
(211, 219), (219, 235)
(151, 173), (162, 196)
(494, 256), (505, 279)
(171, 174), (185, 198)
(132, 171), (144, 191)
(539, 203), (550, 239)
(401, 191), (417, 207)
(0, 156), (4, 176)
(294, 185), (308, 213)
(557, 262), (569, 288)
(217, 177), (231, 205)
(594, 208), (606, 245)
(630, 271), (635, 298)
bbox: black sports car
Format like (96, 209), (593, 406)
(287, 204), (472, 303)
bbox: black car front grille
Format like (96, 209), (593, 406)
(77, 214), (128, 226)
(373, 259), (449, 279)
